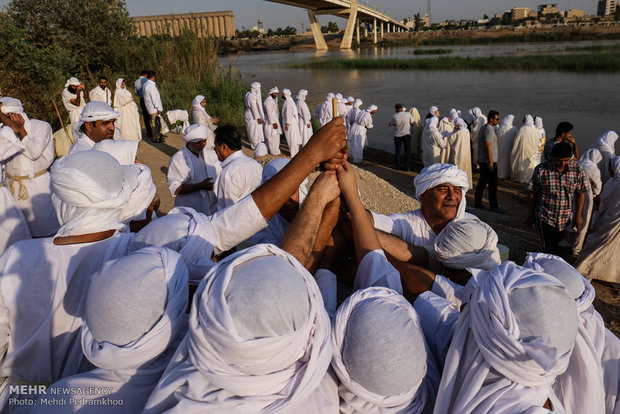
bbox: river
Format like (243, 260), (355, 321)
(221, 40), (619, 154)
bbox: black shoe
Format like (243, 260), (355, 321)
(153, 137), (164, 143)
(490, 207), (504, 214)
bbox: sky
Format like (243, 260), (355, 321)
(0, 0), (598, 30)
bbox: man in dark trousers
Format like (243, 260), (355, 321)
(474, 110), (502, 213)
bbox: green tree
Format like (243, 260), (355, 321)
(414, 12), (422, 31)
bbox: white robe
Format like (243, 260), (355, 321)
(191, 107), (216, 148)
(297, 99), (313, 147)
(447, 129), (473, 189)
(262, 96), (282, 155)
(2, 119), (59, 237)
(0, 126), (31, 255)
(421, 127), (446, 167)
(113, 88), (142, 141)
(282, 97), (302, 157)
(409, 108), (423, 158)
(244, 90), (264, 149)
(89, 87), (112, 105)
(346, 107), (360, 140)
(511, 125), (540, 183)
(438, 118), (454, 163)
(349, 110), (373, 163)
(67, 132), (96, 154)
(315, 101), (333, 127)
(593, 144), (615, 185)
(213, 150), (262, 211)
(167, 146), (221, 216)
(470, 115), (487, 167)
(61, 89), (85, 127)
(0, 232), (135, 409)
(497, 124), (518, 179)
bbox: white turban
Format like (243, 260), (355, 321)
(414, 163), (470, 220)
(434, 262), (578, 414)
(523, 114), (534, 127)
(347, 96), (354, 103)
(296, 89), (307, 100)
(79, 101), (120, 123)
(51, 150), (135, 237)
(367, 104), (377, 112)
(0, 97), (23, 114)
(326, 92), (335, 100)
(535, 116), (544, 130)
(282, 88), (292, 98)
(428, 105), (438, 116)
(332, 287), (438, 413)
(83, 246), (188, 368)
(183, 123), (208, 143)
(250, 81), (261, 91)
(254, 142), (268, 157)
(192, 94), (205, 110)
(144, 244), (332, 412)
(472, 107), (482, 118)
(523, 252), (606, 414)
(501, 114), (514, 127)
(434, 218), (501, 271)
(595, 130), (619, 154)
(448, 108), (458, 121)
(353, 99), (363, 108)
(261, 158), (308, 205)
(269, 86), (279, 95)
(455, 118), (467, 130)
(93, 139), (138, 165)
(65, 77), (80, 88)
(465, 109), (476, 125)
(119, 163), (157, 224)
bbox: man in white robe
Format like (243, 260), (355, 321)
(296, 89), (313, 147)
(591, 130), (618, 184)
(68, 101), (119, 154)
(213, 125), (263, 210)
(32, 247), (189, 413)
(343, 96), (355, 117)
(262, 87), (282, 155)
(281, 88), (302, 157)
(168, 124), (221, 215)
(315, 92), (334, 127)
(0, 150), (137, 409)
(335, 93), (347, 117)
(349, 105), (376, 164)
(447, 118), (473, 189)
(89, 76), (112, 105)
(497, 114), (518, 179)
(421, 116), (447, 167)
(346, 98), (362, 138)
(0, 97), (59, 236)
(469, 107), (486, 168)
(409, 106), (423, 159)
(244, 81), (265, 149)
(61, 77), (86, 127)
(113, 78), (141, 141)
(511, 114), (540, 183)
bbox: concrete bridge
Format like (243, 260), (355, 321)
(264, 0), (407, 49)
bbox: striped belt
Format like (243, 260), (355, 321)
(5, 169), (48, 200)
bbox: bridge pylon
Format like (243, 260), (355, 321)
(307, 10), (328, 50)
(340, 0), (357, 49)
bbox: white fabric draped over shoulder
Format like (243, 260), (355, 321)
(447, 118), (473, 189)
(592, 130), (618, 184)
(497, 114), (518, 179)
(434, 262), (578, 414)
(421, 116), (446, 167)
(143, 244), (336, 413)
(244, 82), (265, 149)
(511, 115), (540, 183)
(282, 88), (302, 157)
(113, 78), (142, 141)
(296, 89), (313, 147)
(331, 287), (439, 413)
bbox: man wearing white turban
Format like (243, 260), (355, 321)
(346, 98), (362, 138)
(511, 114), (540, 183)
(68, 101), (120, 154)
(343, 96), (355, 117)
(421, 116), (447, 167)
(168, 124), (221, 216)
(191, 94), (218, 146)
(576, 155), (620, 284)
(61, 77), (87, 127)
(31, 246), (189, 413)
(0, 97), (60, 236)
(447, 118), (473, 189)
(497, 114), (518, 179)
(349, 104), (376, 164)
(433, 262), (578, 413)
(315, 92), (335, 127)
(89, 76), (112, 105)
(244, 81), (265, 149)
(263, 87), (282, 155)
(281, 88), (302, 157)
(113, 78), (141, 141)
(296, 89), (313, 147)
(213, 125), (262, 211)
(0, 151), (137, 409)
(591, 130), (618, 184)
(143, 244), (337, 413)
(524, 252), (620, 414)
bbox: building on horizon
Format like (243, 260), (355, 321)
(132, 11), (235, 38)
(597, 0), (617, 16)
(538, 4), (559, 15)
(566, 9), (585, 18)
(512, 7), (531, 20)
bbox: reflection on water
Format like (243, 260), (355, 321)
(221, 40), (618, 153)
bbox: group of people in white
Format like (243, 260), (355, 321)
(0, 71), (619, 414)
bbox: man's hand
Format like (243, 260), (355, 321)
(306, 123), (311, 128)
(573, 214), (584, 232)
(200, 177), (214, 191)
(285, 124), (289, 132)
(147, 193), (161, 214)
(488, 163), (494, 172)
(322, 148), (347, 171)
(304, 117), (347, 167)
(257, 118), (263, 124)
(273, 123), (278, 129)
(336, 160), (358, 201)
(307, 171), (340, 206)
(212, 117), (219, 124)
(0, 111), (27, 138)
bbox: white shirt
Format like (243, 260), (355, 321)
(89, 86), (112, 105)
(61, 89), (86, 125)
(68, 133), (97, 154)
(142, 80), (162, 115)
(214, 150), (262, 211)
(134, 77), (147, 98)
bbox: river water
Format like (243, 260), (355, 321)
(221, 41), (619, 154)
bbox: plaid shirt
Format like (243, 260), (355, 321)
(527, 160), (590, 230)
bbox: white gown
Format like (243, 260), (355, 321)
(511, 125), (540, 183)
(349, 110), (373, 163)
(447, 129), (473, 189)
(244, 90), (264, 149)
(497, 124), (518, 179)
(113, 88), (142, 141)
(282, 97), (302, 157)
(297, 99), (313, 147)
(421, 128), (446, 167)
(213, 150), (262, 211)
(262, 96), (282, 155)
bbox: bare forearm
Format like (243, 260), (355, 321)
(574, 192), (585, 219)
(280, 195), (326, 266)
(306, 199), (340, 273)
(376, 230), (429, 267)
(343, 191), (382, 262)
(176, 182), (208, 195)
(386, 255), (435, 302)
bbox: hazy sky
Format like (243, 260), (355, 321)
(1, 0), (597, 30)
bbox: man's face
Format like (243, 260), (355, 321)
(86, 119), (115, 142)
(552, 156), (571, 173)
(98, 79), (107, 89)
(214, 142), (226, 161)
(420, 183), (462, 222)
(200, 99), (207, 108)
(561, 130), (573, 140)
(270, 93), (278, 99)
(187, 139), (207, 154)
(489, 114), (500, 126)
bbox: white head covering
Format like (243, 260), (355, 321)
(455, 118), (467, 130)
(250, 81), (261, 91)
(65, 77), (81, 88)
(434, 262), (578, 414)
(268, 86), (279, 95)
(192, 94), (205, 110)
(534, 116), (544, 130)
(93, 139), (138, 165)
(465, 108), (476, 124)
(261, 158), (308, 205)
(83, 246), (188, 367)
(0, 97), (31, 134)
(326, 92), (335, 100)
(578, 148), (603, 183)
(145, 244), (332, 412)
(119, 163), (157, 224)
(183, 123), (208, 143)
(254, 142), (268, 157)
(332, 287), (437, 413)
(51, 150), (135, 237)
(611, 155), (620, 178)
(523, 252), (605, 414)
(73, 101), (120, 139)
(295, 89), (307, 100)
(347, 96), (354, 103)
(426, 115), (439, 130)
(367, 104), (377, 112)
(115, 78), (125, 90)
(434, 219), (501, 270)
(428, 106), (438, 116)
(282, 88), (292, 99)
(472, 107), (482, 118)
(594, 130), (618, 154)
(501, 114), (514, 127)
(448, 108), (458, 121)
(414, 163), (470, 220)
(523, 114), (535, 127)
(335, 93), (343, 101)
(353, 99), (363, 108)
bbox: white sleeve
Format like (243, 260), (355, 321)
(371, 210), (395, 233)
(21, 122), (52, 161)
(354, 249), (402, 294)
(414, 291), (460, 369)
(0, 126), (26, 162)
(364, 113), (374, 130)
(314, 269), (338, 320)
(166, 153), (191, 197)
(250, 94), (261, 119)
(208, 195), (268, 255)
(431, 274), (465, 308)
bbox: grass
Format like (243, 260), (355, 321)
(409, 48), (453, 55)
(564, 43), (620, 52)
(286, 52), (620, 72)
